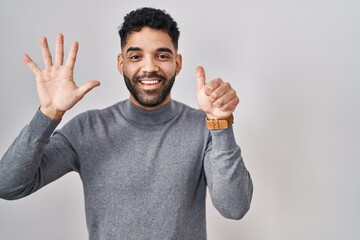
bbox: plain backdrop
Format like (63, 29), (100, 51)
(1, 0), (359, 239)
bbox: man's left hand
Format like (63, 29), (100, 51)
(196, 66), (239, 119)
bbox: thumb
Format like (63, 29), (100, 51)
(77, 80), (101, 99)
(196, 66), (206, 92)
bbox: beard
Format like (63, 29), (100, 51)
(123, 71), (176, 108)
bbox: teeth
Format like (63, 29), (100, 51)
(140, 80), (160, 85)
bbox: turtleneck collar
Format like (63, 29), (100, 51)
(119, 99), (179, 126)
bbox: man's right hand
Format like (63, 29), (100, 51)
(23, 33), (101, 120)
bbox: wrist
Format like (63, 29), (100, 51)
(40, 106), (65, 120)
(205, 113), (217, 119)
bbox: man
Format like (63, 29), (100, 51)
(0, 7), (253, 240)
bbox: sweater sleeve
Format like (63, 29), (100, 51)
(0, 110), (78, 200)
(203, 125), (253, 220)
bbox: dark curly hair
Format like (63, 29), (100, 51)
(118, 7), (180, 50)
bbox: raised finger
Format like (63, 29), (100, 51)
(55, 33), (64, 66)
(41, 36), (53, 69)
(196, 66), (206, 92)
(23, 54), (41, 75)
(76, 80), (101, 100)
(65, 41), (78, 69)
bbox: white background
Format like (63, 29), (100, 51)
(1, 0), (359, 239)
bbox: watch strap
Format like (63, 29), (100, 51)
(206, 114), (234, 130)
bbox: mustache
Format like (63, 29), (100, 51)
(133, 72), (167, 83)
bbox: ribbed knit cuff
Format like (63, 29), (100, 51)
(28, 109), (61, 141)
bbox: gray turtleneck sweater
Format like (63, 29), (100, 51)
(0, 99), (253, 240)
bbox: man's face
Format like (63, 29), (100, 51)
(118, 27), (182, 109)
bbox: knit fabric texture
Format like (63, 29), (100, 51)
(0, 99), (253, 240)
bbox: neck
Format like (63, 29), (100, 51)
(121, 98), (178, 126)
(129, 94), (172, 110)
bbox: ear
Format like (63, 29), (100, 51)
(175, 54), (182, 76)
(117, 53), (124, 75)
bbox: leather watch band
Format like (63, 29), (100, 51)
(205, 114), (234, 130)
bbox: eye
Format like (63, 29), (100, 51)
(157, 54), (170, 60)
(129, 55), (142, 61)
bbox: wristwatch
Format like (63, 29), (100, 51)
(205, 114), (234, 130)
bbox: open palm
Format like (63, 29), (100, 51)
(23, 34), (100, 119)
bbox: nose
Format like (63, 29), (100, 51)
(142, 56), (159, 72)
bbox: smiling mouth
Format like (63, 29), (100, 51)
(139, 79), (161, 85)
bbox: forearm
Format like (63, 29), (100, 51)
(0, 110), (60, 200)
(205, 126), (253, 220)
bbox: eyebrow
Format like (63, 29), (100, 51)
(125, 47), (174, 55)
(156, 48), (173, 54)
(126, 47), (142, 53)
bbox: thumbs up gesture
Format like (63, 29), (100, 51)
(196, 66), (239, 119)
